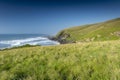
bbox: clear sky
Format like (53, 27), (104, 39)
(0, 0), (120, 35)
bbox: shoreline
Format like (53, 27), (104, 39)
(0, 39), (60, 51)
(0, 35), (60, 50)
(0, 44), (40, 51)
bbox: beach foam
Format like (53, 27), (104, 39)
(0, 36), (60, 48)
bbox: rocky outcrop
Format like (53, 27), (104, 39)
(50, 31), (75, 44)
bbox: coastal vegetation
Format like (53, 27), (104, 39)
(56, 18), (120, 43)
(0, 18), (120, 80)
(0, 44), (39, 51)
(0, 40), (120, 80)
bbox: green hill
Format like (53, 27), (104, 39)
(0, 40), (120, 80)
(56, 18), (120, 43)
(0, 18), (120, 80)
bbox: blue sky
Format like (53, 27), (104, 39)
(0, 0), (120, 35)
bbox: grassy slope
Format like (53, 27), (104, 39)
(56, 18), (120, 42)
(0, 40), (120, 80)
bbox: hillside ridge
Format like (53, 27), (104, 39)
(55, 18), (120, 43)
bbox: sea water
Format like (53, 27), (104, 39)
(0, 34), (59, 49)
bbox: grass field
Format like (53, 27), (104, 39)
(56, 18), (120, 42)
(0, 40), (120, 80)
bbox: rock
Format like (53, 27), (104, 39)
(113, 31), (120, 36)
(97, 34), (101, 38)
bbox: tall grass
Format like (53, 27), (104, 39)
(0, 40), (120, 80)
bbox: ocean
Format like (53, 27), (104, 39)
(0, 34), (59, 49)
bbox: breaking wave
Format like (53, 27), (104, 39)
(0, 36), (60, 48)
